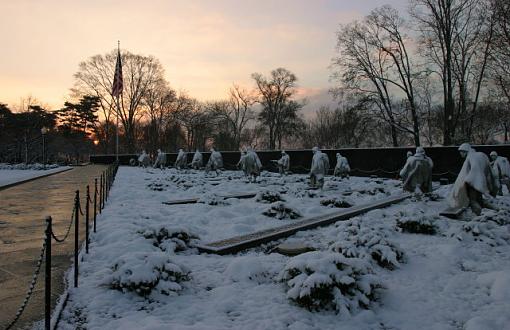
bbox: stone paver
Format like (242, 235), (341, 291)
(0, 165), (107, 329)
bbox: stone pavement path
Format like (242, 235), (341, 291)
(0, 165), (107, 329)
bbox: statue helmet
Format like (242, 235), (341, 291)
(415, 147), (425, 155)
(458, 143), (471, 152)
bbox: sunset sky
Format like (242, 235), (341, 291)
(0, 0), (407, 112)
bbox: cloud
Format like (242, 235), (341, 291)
(0, 0), (408, 108)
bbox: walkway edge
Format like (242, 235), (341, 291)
(197, 193), (411, 255)
(0, 168), (73, 191)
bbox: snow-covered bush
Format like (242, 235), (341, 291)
(357, 186), (386, 195)
(198, 193), (230, 205)
(289, 188), (321, 198)
(396, 215), (438, 235)
(449, 210), (510, 246)
(0, 163), (59, 170)
(279, 252), (381, 313)
(107, 252), (189, 298)
(146, 182), (169, 191)
(255, 190), (284, 203)
(262, 202), (301, 220)
(331, 223), (405, 270)
(139, 226), (199, 252)
(320, 198), (353, 208)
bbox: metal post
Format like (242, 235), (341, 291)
(106, 168), (110, 199)
(102, 172), (106, 206)
(74, 190), (79, 288)
(42, 133), (45, 170)
(86, 185), (90, 254)
(94, 179), (97, 232)
(99, 175), (103, 213)
(45, 216), (52, 330)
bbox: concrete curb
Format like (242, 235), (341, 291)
(0, 168), (73, 191)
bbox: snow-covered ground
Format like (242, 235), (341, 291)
(57, 167), (510, 330)
(0, 164), (70, 188)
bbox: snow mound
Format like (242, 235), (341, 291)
(0, 162), (59, 170)
(139, 226), (199, 252)
(224, 256), (273, 284)
(396, 213), (438, 235)
(198, 193), (230, 206)
(320, 197), (353, 208)
(279, 251), (381, 314)
(449, 209), (510, 246)
(106, 252), (189, 298)
(146, 181), (169, 191)
(331, 222), (405, 270)
(255, 190), (285, 203)
(262, 202), (302, 220)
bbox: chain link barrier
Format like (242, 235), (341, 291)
(2, 162), (119, 330)
(5, 238), (47, 330)
(50, 205), (76, 243)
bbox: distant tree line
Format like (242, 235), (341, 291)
(1, 0), (510, 163)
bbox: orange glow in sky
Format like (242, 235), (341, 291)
(0, 0), (407, 111)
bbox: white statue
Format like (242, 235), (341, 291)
(243, 147), (262, 182)
(333, 152), (350, 178)
(277, 150), (290, 175)
(206, 148), (223, 174)
(310, 147), (326, 189)
(490, 151), (510, 195)
(399, 147), (433, 193)
(153, 149), (167, 169)
(191, 150), (203, 170)
(321, 150), (330, 176)
(237, 149), (247, 175)
(448, 143), (498, 215)
(175, 149), (188, 169)
(137, 150), (150, 168)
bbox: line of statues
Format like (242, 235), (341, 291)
(399, 143), (510, 216)
(135, 147), (352, 186)
(136, 144), (510, 216)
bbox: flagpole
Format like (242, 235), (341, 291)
(116, 95), (119, 163)
(115, 40), (120, 163)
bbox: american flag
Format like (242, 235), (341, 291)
(112, 49), (123, 97)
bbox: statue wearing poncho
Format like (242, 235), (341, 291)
(277, 151), (290, 175)
(333, 153), (350, 178)
(191, 150), (203, 170)
(399, 147), (433, 193)
(237, 150), (247, 175)
(138, 150), (150, 168)
(243, 148), (262, 182)
(174, 149), (187, 169)
(206, 148), (223, 174)
(448, 143), (498, 215)
(490, 151), (510, 195)
(153, 149), (167, 169)
(310, 147), (326, 189)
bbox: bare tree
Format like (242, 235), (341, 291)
(252, 68), (301, 150)
(208, 84), (256, 150)
(332, 6), (422, 146)
(489, 0), (510, 124)
(411, 0), (494, 144)
(142, 79), (177, 152)
(73, 50), (166, 153)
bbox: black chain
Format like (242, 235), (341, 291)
(5, 239), (46, 330)
(51, 205), (75, 243)
(78, 202), (84, 216)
